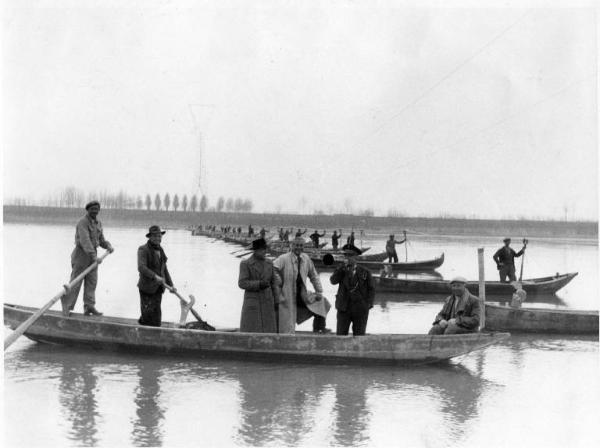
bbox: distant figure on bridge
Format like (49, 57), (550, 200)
(331, 229), (343, 250)
(385, 234), (406, 263)
(309, 230), (326, 248)
(493, 238), (526, 282)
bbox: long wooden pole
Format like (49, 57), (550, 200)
(478, 248), (486, 330)
(403, 230), (408, 262)
(518, 238), (528, 282)
(4, 251), (112, 350)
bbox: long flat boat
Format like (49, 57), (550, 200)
(373, 272), (578, 296)
(312, 253), (445, 272)
(4, 304), (508, 365)
(483, 303), (598, 334)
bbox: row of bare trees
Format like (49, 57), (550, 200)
(6, 186), (253, 213)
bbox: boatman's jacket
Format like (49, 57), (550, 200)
(432, 289), (481, 331)
(137, 242), (173, 294)
(493, 246), (524, 269)
(72, 214), (111, 263)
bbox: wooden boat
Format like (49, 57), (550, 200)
(483, 303), (598, 334)
(373, 272), (578, 296)
(312, 253), (445, 272)
(3, 304), (508, 365)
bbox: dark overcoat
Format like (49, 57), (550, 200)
(238, 255), (277, 333)
(137, 242), (173, 294)
(330, 265), (375, 313)
(432, 290), (481, 331)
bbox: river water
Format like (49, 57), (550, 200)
(3, 223), (599, 447)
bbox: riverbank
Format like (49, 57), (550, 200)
(3, 205), (597, 240)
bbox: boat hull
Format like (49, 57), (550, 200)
(4, 304), (508, 365)
(484, 303), (598, 334)
(373, 273), (578, 296)
(312, 253), (445, 272)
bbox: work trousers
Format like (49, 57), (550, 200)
(62, 248), (98, 311)
(498, 265), (517, 283)
(336, 309), (369, 336)
(138, 290), (163, 327)
(387, 249), (398, 263)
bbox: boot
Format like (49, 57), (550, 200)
(84, 305), (103, 316)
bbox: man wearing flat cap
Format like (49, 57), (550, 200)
(237, 238), (278, 333)
(428, 277), (481, 335)
(493, 238), (526, 283)
(273, 237), (329, 334)
(137, 225), (175, 326)
(61, 200), (114, 316)
(330, 246), (375, 336)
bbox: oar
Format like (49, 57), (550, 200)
(518, 238), (528, 282)
(4, 250), (112, 350)
(403, 230), (408, 262)
(162, 283), (210, 327)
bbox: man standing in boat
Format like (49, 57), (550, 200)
(137, 225), (176, 327)
(295, 228), (307, 238)
(330, 247), (375, 336)
(237, 238), (278, 333)
(493, 238), (526, 282)
(428, 277), (480, 335)
(385, 233), (406, 263)
(273, 237), (330, 334)
(61, 200), (114, 317)
(331, 229), (343, 250)
(309, 229), (326, 248)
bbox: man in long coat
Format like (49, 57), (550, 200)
(273, 237), (326, 334)
(61, 200), (114, 317)
(137, 225), (176, 327)
(238, 238), (278, 333)
(428, 276), (481, 335)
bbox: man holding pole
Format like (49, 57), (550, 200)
(61, 201), (114, 317)
(492, 238), (527, 283)
(137, 225), (177, 327)
(385, 233), (406, 263)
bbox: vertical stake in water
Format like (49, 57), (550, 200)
(478, 247), (486, 330)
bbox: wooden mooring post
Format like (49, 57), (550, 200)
(478, 248), (486, 330)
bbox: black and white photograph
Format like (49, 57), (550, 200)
(2, 0), (598, 447)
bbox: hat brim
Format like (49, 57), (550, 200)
(146, 231), (166, 237)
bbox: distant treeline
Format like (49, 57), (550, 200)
(4, 205), (597, 240)
(8, 186), (253, 213)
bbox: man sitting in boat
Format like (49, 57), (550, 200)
(385, 234), (406, 263)
(428, 277), (481, 335)
(493, 238), (526, 283)
(273, 237), (330, 334)
(309, 229), (326, 248)
(137, 225), (177, 327)
(237, 238), (278, 333)
(330, 247), (375, 336)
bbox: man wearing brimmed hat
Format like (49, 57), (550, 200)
(273, 237), (329, 334)
(330, 246), (375, 336)
(493, 238), (526, 283)
(428, 276), (481, 335)
(238, 238), (278, 333)
(137, 225), (176, 327)
(61, 200), (114, 316)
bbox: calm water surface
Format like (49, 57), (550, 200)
(3, 223), (599, 447)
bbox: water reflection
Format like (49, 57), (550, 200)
(131, 362), (165, 447)
(58, 362), (100, 446)
(232, 361), (489, 446)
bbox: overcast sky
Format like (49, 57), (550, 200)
(2, 0), (598, 220)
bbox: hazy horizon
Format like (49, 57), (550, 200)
(2, 0), (598, 221)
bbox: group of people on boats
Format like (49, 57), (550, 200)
(62, 201), (527, 337)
